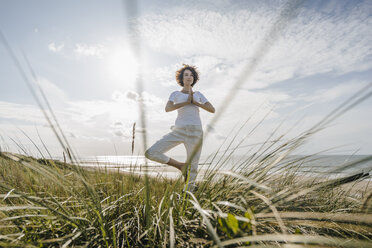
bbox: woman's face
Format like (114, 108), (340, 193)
(182, 69), (194, 87)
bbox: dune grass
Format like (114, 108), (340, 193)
(0, 144), (371, 247)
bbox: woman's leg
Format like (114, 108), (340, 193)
(184, 136), (203, 191)
(145, 132), (185, 171)
(166, 158), (186, 171)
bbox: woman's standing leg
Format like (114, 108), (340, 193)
(184, 135), (203, 191)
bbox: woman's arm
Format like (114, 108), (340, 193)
(193, 101), (215, 113)
(165, 101), (189, 112)
(165, 91), (193, 112)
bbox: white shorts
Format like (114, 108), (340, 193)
(145, 125), (203, 191)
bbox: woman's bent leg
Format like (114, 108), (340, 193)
(145, 132), (183, 169)
(166, 158), (186, 171)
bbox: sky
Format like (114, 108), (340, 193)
(0, 0), (371, 159)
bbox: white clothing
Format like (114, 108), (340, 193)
(145, 125), (203, 192)
(168, 91), (209, 127)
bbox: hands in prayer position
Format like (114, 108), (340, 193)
(165, 89), (215, 113)
(187, 89), (193, 104)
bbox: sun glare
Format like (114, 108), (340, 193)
(107, 46), (139, 86)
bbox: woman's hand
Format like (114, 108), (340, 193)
(193, 101), (215, 113)
(165, 89), (195, 112)
(187, 89), (193, 104)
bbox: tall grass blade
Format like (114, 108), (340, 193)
(169, 207), (175, 248)
(187, 191), (223, 247)
(214, 234), (372, 248)
(250, 190), (287, 234)
(122, 0), (151, 229)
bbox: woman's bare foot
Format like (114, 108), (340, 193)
(167, 158), (188, 181)
(180, 163), (189, 182)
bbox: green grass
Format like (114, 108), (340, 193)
(0, 150), (370, 247)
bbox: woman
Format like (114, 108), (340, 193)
(145, 64), (215, 191)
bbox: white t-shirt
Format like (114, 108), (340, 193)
(168, 91), (209, 127)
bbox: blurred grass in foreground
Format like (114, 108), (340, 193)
(0, 144), (370, 247)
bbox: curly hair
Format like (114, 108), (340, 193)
(175, 64), (199, 87)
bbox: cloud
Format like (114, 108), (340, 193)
(48, 42), (64, 52)
(0, 101), (45, 125)
(206, 124), (227, 140)
(36, 77), (68, 103)
(74, 43), (106, 58)
(0, 78), (169, 155)
(134, 1), (372, 156)
(113, 130), (126, 137)
(68, 132), (76, 138)
(136, 1), (372, 89)
(126, 91), (138, 101)
(144, 66), (178, 87)
(111, 90), (163, 106)
(303, 81), (369, 103)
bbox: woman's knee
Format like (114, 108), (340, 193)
(145, 148), (169, 164)
(144, 148), (154, 160)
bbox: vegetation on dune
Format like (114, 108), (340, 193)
(0, 147), (370, 247)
